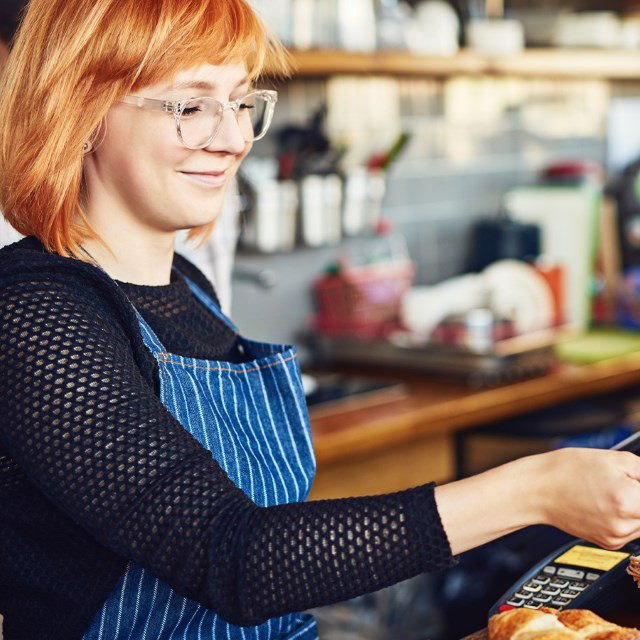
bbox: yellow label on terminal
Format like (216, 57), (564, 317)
(555, 545), (630, 571)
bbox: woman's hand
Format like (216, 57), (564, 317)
(434, 448), (640, 556)
(535, 448), (640, 549)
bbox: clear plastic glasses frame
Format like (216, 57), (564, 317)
(119, 89), (278, 149)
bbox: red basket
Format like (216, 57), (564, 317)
(311, 259), (415, 339)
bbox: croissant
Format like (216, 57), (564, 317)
(627, 555), (640, 588)
(488, 607), (577, 640)
(488, 607), (640, 640)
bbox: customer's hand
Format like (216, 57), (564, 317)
(434, 447), (640, 555)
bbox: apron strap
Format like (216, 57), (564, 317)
(131, 270), (238, 354)
(133, 308), (167, 353)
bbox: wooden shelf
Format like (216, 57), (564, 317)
(288, 47), (640, 80)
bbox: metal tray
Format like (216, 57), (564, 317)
(316, 329), (563, 388)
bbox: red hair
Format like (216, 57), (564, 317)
(0, 0), (290, 256)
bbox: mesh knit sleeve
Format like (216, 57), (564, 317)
(0, 267), (455, 626)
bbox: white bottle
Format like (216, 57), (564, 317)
(337, 0), (377, 52)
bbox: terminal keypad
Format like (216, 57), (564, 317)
(503, 566), (599, 610)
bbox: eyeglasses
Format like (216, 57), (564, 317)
(119, 90), (278, 149)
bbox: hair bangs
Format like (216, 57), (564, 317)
(129, 0), (290, 92)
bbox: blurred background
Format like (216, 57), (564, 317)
(230, 0), (640, 361)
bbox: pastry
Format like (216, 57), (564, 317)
(627, 555), (640, 588)
(488, 607), (640, 640)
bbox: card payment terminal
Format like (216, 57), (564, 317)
(489, 540), (640, 617)
(489, 431), (640, 618)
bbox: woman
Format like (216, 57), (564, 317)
(1, 0), (640, 638)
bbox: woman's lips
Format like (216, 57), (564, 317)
(181, 170), (227, 187)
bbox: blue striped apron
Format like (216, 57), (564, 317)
(83, 276), (318, 639)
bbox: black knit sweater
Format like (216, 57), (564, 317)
(0, 237), (455, 640)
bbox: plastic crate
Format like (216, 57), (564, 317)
(311, 259), (415, 339)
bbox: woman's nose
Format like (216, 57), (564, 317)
(204, 109), (247, 155)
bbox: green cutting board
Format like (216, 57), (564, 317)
(555, 327), (640, 364)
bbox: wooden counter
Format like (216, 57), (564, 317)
(307, 351), (640, 500)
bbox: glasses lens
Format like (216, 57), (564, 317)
(177, 98), (219, 149)
(176, 94), (274, 148)
(236, 93), (272, 142)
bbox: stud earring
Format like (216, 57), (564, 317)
(82, 141), (92, 154)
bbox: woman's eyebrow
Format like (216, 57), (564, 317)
(170, 78), (251, 92)
(171, 80), (215, 91)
